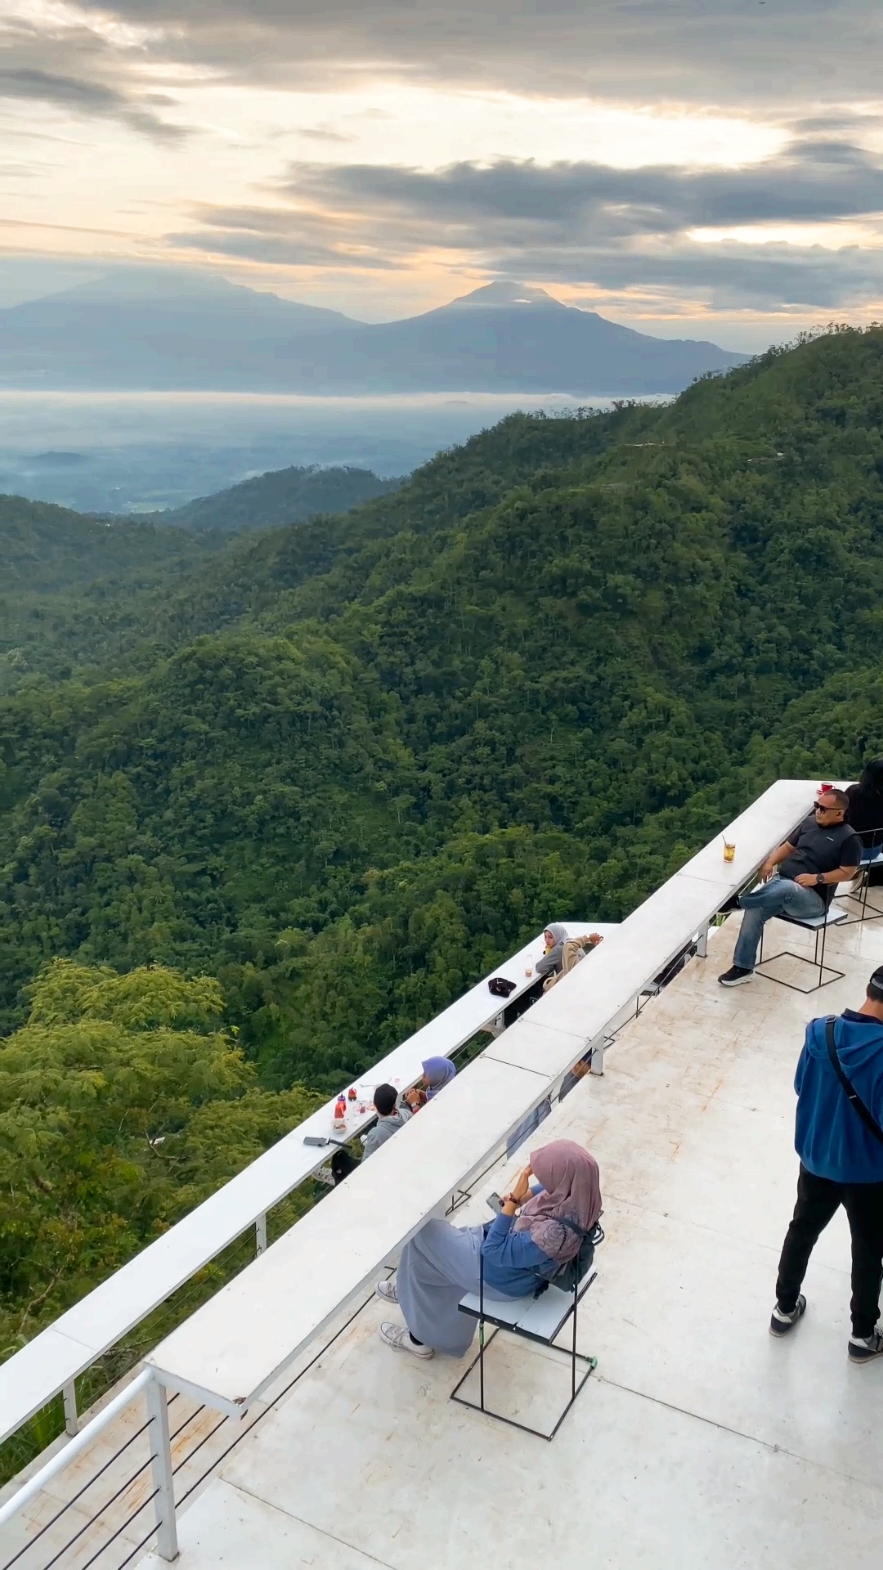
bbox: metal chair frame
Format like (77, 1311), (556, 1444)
(756, 904), (847, 994)
(840, 825), (883, 925)
(450, 1253), (597, 1441)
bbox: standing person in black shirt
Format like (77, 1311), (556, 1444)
(719, 790), (862, 986)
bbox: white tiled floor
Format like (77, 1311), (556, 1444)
(132, 911), (883, 1570)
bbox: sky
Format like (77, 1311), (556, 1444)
(2, 0), (883, 347)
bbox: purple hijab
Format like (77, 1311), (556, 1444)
(422, 1056), (456, 1098)
(514, 1140), (602, 1263)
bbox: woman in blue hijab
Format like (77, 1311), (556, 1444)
(423, 1056), (456, 1097)
(405, 1055), (457, 1109)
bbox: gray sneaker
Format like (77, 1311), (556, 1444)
(769, 1295), (806, 1337)
(848, 1328), (883, 1365)
(375, 1277), (398, 1304)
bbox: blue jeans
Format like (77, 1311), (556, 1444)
(733, 875), (825, 970)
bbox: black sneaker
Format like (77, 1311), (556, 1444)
(769, 1295), (806, 1336)
(718, 965), (755, 987)
(848, 1328), (883, 1365)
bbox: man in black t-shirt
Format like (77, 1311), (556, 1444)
(719, 790), (862, 986)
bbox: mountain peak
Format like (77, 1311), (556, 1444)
(444, 281), (563, 311)
(45, 267), (257, 304)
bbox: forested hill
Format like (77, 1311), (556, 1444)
(2, 327), (883, 1102)
(143, 463), (403, 535)
(0, 466), (399, 688)
(0, 493), (225, 594)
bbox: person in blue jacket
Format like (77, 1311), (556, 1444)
(771, 965), (883, 1363)
(376, 1141), (601, 1357)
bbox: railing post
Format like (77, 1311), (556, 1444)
(146, 1374), (178, 1561)
(255, 1212), (268, 1254)
(696, 924), (709, 959)
(590, 1035), (614, 1077)
(62, 1380), (79, 1436)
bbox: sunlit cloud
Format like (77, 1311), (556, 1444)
(1, 0), (165, 48)
(1, 0), (883, 341)
(688, 222), (883, 248)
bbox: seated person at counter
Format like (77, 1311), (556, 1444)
(718, 790), (861, 987)
(536, 923), (604, 985)
(505, 929), (604, 1152)
(502, 924), (604, 1034)
(361, 1083), (412, 1159)
(403, 1055), (456, 1111)
(376, 1140), (602, 1358)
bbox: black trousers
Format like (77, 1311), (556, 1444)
(331, 1149), (361, 1184)
(502, 977), (545, 1028)
(776, 1164), (883, 1338)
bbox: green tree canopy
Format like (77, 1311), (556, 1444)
(0, 961), (321, 1352)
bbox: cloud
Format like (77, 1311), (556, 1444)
(169, 141), (883, 311)
(169, 229), (399, 269)
(54, 0), (883, 104)
(297, 127), (352, 144)
(281, 141), (883, 237)
(6, 0), (883, 329)
(493, 243), (883, 311)
(0, 66), (188, 140)
(168, 203), (401, 268)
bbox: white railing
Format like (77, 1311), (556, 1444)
(0, 779), (820, 1565)
(0, 925), (599, 1454)
(0, 1369), (180, 1562)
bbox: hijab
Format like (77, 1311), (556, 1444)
(422, 1056), (457, 1098)
(544, 923), (568, 948)
(514, 1140), (602, 1263)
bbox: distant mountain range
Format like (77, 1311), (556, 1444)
(0, 271), (746, 396)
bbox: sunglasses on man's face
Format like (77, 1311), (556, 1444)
(814, 802), (840, 812)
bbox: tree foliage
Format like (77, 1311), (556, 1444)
(2, 327), (883, 1087)
(0, 961), (321, 1351)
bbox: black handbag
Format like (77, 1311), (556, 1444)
(824, 1018), (883, 1145)
(488, 976), (516, 997)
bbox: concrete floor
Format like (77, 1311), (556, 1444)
(128, 910), (883, 1570)
(6, 908), (883, 1570)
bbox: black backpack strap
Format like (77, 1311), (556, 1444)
(824, 1017), (883, 1145)
(530, 1215), (595, 1295)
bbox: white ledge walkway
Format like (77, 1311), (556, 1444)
(136, 909), (883, 1570)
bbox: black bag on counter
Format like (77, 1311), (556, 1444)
(488, 976), (517, 998)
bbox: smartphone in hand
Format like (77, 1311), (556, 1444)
(486, 1192), (504, 1214)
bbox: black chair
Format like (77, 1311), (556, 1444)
(840, 825), (883, 924)
(451, 1247), (598, 1440)
(756, 898), (849, 993)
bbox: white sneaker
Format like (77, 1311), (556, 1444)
(379, 1321), (434, 1358)
(375, 1277), (398, 1304)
